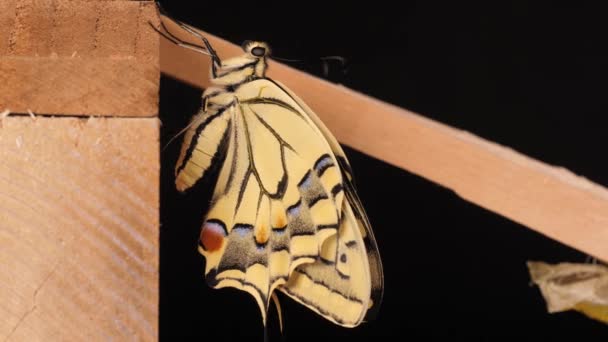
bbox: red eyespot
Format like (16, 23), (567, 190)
(200, 220), (226, 252)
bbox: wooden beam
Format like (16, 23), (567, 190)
(0, 0), (159, 116)
(158, 18), (608, 262)
(0, 1), (159, 340)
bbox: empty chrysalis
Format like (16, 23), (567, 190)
(528, 261), (608, 324)
(156, 3), (384, 330)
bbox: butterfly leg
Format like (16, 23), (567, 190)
(585, 255), (598, 265)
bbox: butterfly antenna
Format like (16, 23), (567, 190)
(320, 55), (348, 77)
(272, 56), (304, 63)
(272, 53), (348, 80)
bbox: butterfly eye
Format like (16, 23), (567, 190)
(251, 46), (266, 57)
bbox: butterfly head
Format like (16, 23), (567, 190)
(210, 41), (270, 86)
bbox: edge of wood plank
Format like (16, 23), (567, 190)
(158, 19), (608, 262)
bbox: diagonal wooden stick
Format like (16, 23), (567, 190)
(158, 17), (608, 263)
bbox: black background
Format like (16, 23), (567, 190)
(157, 1), (608, 340)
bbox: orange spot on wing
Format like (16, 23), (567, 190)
(274, 213), (287, 229)
(200, 221), (225, 252)
(255, 224), (270, 245)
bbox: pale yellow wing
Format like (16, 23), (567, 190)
(271, 79), (385, 324)
(281, 199), (374, 326)
(178, 78), (347, 324)
(175, 74), (383, 327)
(174, 99), (231, 192)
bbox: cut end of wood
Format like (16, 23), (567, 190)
(0, 0), (160, 117)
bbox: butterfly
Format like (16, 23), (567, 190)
(157, 4), (384, 329)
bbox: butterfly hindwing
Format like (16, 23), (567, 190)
(280, 192), (373, 326)
(272, 80), (385, 323)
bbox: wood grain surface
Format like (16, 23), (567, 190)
(0, 116), (159, 341)
(1, 1), (160, 340)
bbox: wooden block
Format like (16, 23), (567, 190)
(0, 0), (160, 116)
(0, 116), (159, 341)
(0, 1), (160, 339)
(159, 21), (608, 262)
